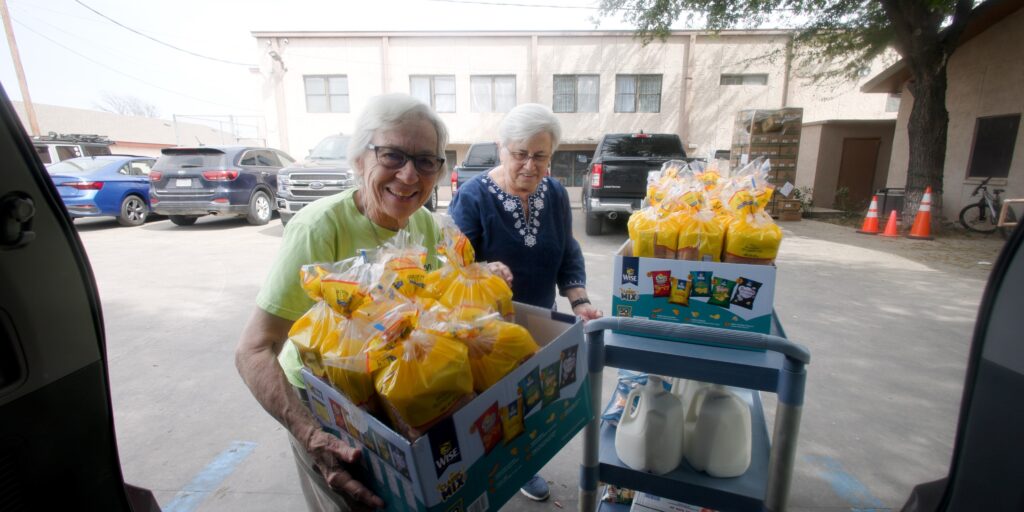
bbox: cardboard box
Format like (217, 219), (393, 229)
(612, 243), (776, 335)
(630, 491), (716, 512)
(302, 303), (592, 512)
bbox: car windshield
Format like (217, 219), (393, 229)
(600, 135), (686, 158)
(309, 136), (350, 160)
(465, 144), (498, 166)
(47, 157), (113, 174)
(156, 152), (227, 168)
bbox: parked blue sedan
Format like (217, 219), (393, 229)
(47, 155), (157, 226)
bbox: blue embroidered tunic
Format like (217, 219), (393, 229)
(449, 173), (587, 309)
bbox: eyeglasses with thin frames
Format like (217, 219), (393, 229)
(367, 144), (445, 175)
(506, 148), (552, 166)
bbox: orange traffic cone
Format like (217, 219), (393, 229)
(880, 210), (900, 237)
(857, 195), (881, 234)
(907, 187), (934, 240)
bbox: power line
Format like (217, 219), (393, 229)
(73, 0), (255, 67)
(11, 18), (260, 113)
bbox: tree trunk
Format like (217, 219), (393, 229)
(903, 66), (948, 230)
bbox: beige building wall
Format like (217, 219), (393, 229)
(255, 30), (896, 174)
(800, 120), (895, 208)
(883, 7), (1024, 220)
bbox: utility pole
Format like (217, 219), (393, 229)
(0, 0), (40, 136)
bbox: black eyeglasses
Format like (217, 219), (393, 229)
(368, 144), (445, 175)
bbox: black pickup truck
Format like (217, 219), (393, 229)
(451, 142), (498, 196)
(582, 132), (687, 235)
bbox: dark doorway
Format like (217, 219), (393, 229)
(836, 138), (881, 210)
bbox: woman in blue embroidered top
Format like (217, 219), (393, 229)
(449, 103), (601, 321)
(449, 102), (601, 503)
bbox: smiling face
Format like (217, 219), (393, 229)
(355, 117), (440, 229)
(499, 131), (553, 195)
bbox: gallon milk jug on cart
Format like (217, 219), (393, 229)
(687, 385), (752, 478)
(678, 380), (714, 459)
(614, 375), (685, 474)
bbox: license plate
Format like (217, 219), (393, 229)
(175, 178), (192, 187)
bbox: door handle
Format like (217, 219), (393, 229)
(1, 192), (36, 250)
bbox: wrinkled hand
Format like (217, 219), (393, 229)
(573, 303), (603, 323)
(307, 429), (384, 510)
(487, 261), (514, 285)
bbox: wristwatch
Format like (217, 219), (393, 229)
(570, 297), (591, 309)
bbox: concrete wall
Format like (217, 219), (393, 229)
(884, 7), (1024, 220)
(255, 30), (896, 165)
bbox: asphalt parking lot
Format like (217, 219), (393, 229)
(73, 209), (1007, 511)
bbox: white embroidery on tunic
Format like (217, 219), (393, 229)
(482, 176), (548, 248)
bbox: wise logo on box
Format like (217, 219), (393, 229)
(621, 257), (639, 285)
(431, 417), (463, 478)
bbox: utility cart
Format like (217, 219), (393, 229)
(578, 315), (810, 512)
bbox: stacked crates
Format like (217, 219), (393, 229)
(730, 108), (803, 216)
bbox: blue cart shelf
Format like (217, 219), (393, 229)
(578, 315), (810, 512)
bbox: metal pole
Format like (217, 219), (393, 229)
(579, 329), (605, 512)
(0, 0), (40, 136)
(765, 358), (807, 512)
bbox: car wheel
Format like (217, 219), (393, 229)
(117, 195), (148, 227)
(426, 187), (438, 212)
(280, 212), (293, 226)
(585, 213), (603, 236)
(169, 215), (198, 226)
(246, 190), (273, 226)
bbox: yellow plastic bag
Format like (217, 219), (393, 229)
(288, 300), (346, 380)
(426, 308), (539, 393)
(379, 231), (428, 299)
(374, 330), (474, 437)
(627, 208), (658, 257)
(319, 316), (379, 408)
(724, 189), (782, 264)
(677, 208), (725, 262)
(436, 214), (476, 268)
(439, 263), (514, 318)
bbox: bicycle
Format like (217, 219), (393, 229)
(959, 177), (1018, 238)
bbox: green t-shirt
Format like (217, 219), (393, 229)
(256, 187), (440, 388)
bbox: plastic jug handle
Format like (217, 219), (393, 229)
(623, 386), (643, 422)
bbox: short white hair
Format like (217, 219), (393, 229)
(348, 93), (450, 182)
(498, 103), (561, 151)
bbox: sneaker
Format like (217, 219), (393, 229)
(519, 474), (550, 501)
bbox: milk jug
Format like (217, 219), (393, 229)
(614, 375), (685, 474)
(687, 385), (752, 478)
(678, 380), (714, 459)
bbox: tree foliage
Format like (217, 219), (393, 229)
(599, 0), (981, 224)
(94, 91), (159, 118)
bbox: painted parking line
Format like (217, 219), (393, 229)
(163, 441), (257, 512)
(805, 454), (886, 510)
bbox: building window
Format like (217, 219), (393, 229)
(615, 74), (662, 113)
(720, 74), (769, 86)
(885, 93), (901, 113)
(967, 114), (1020, 179)
(304, 75), (349, 113)
(470, 75), (516, 113)
(410, 75), (456, 113)
(553, 75), (599, 113)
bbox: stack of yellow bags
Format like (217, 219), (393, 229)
(628, 157), (782, 265)
(292, 220), (539, 440)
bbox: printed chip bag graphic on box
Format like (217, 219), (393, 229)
(612, 246), (776, 335)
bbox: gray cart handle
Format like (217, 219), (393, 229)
(584, 316), (810, 364)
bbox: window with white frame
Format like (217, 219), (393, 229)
(553, 75), (599, 113)
(720, 74), (769, 86)
(615, 74), (662, 113)
(304, 75), (349, 113)
(470, 75), (516, 113)
(410, 75), (456, 113)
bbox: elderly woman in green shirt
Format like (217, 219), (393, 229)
(235, 93), (461, 511)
